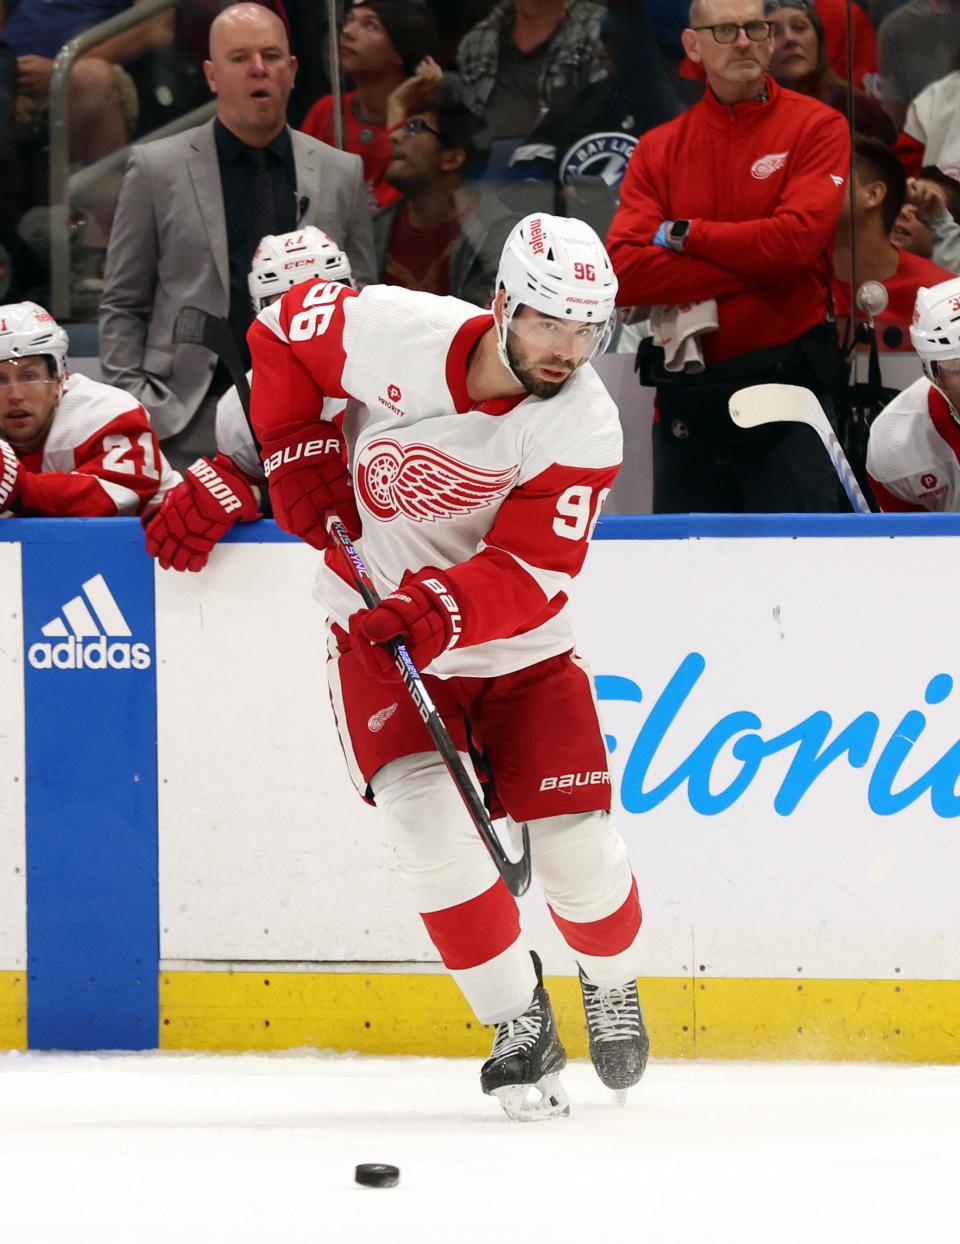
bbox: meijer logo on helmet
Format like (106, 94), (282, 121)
(28, 573), (151, 671)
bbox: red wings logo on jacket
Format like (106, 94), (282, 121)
(355, 438), (519, 522)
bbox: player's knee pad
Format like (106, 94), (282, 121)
(521, 809), (634, 924)
(371, 752), (498, 912)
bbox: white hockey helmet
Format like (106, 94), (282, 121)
(0, 301), (69, 375)
(910, 278), (960, 377)
(494, 213), (618, 375)
(248, 228), (353, 310)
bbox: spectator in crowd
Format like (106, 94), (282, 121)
(145, 227), (356, 573)
(606, 0), (850, 513)
(866, 277), (960, 509)
(766, 0), (895, 144)
(896, 61), (960, 178)
(804, 0), (880, 95)
(0, 300), (178, 517)
(833, 137), (953, 352)
(423, 0), (494, 66)
(99, 2), (377, 474)
(878, 0), (960, 133)
(375, 78), (513, 304)
(892, 168), (960, 273)
(680, 0), (880, 99)
(456, 0), (609, 151)
(300, 1), (440, 211)
(0, 0), (174, 254)
(503, 2), (679, 230)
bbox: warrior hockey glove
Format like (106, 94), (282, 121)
(260, 422), (360, 550)
(349, 570), (462, 679)
(145, 453), (260, 572)
(0, 439), (21, 512)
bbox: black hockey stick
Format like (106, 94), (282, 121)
(172, 306), (257, 450)
(327, 515), (532, 898)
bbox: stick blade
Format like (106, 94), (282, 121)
(172, 305), (209, 348)
(728, 383), (810, 429)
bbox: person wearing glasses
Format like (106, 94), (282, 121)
(375, 77), (513, 305)
(0, 301), (179, 518)
(607, 0), (851, 513)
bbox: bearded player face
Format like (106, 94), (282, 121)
(506, 306), (604, 399)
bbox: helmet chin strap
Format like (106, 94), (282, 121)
(494, 299), (525, 388)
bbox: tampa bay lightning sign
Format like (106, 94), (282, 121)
(558, 131), (638, 188)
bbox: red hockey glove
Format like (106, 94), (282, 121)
(0, 439), (21, 512)
(348, 570), (462, 679)
(145, 453), (260, 572)
(260, 422), (360, 550)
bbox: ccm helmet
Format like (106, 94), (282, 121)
(494, 213), (618, 375)
(248, 228), (353, 310)
(0, 301), (69, 375)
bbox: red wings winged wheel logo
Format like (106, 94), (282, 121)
(355, 438), (520, 522)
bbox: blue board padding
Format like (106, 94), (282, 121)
(20, 523), (158, 1049)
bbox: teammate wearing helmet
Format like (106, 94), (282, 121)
(867, 277), (960, 511)
(145, 229), (354, 571)
(0, 301), (178, 518)
(247, 213), (648, 1120)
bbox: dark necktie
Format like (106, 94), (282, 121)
(247, 148), (276, 264)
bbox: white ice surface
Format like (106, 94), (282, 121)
(1, 1052), (959, 1243)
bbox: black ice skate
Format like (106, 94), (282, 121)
(578, 970), (649, 1104)
(481, 951), (569, 1122)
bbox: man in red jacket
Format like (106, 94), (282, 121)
(607, 0), (851, 512)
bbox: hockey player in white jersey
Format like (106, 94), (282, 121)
(145, 228), (354, 570)
(248, 213), (649, 1120)
(867, 277), (960, 510)
(0, 301), (178, 518)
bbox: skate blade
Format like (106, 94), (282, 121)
(493, 1073), (570, 1122)
(613, 1088), (629, 1107)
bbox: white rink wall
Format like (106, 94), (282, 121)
(156, 530), (960, 981)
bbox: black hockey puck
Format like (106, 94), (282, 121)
(355, 1163), (400, 1188)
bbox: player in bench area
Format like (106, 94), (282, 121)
(867, 277), (960, 511)
(0, 301), (177, 518)
(144, 228), (355, 568)
(247, 213), (648, 1120)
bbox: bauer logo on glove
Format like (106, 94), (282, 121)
(261, 435), (344, 478)
(348, 571), (463, 679)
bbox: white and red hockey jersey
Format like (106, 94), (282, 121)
(13, 372), (179, 517)
(866, 376), (960, 512)
(249, 282), (622, 679)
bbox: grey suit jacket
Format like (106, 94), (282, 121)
(99, 119), (377, 439)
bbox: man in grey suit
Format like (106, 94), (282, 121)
(100, 3), (377, 470)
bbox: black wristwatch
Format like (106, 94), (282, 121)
(667, 220), (691, 253)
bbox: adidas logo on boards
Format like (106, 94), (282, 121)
(27, 573), (151, 670)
